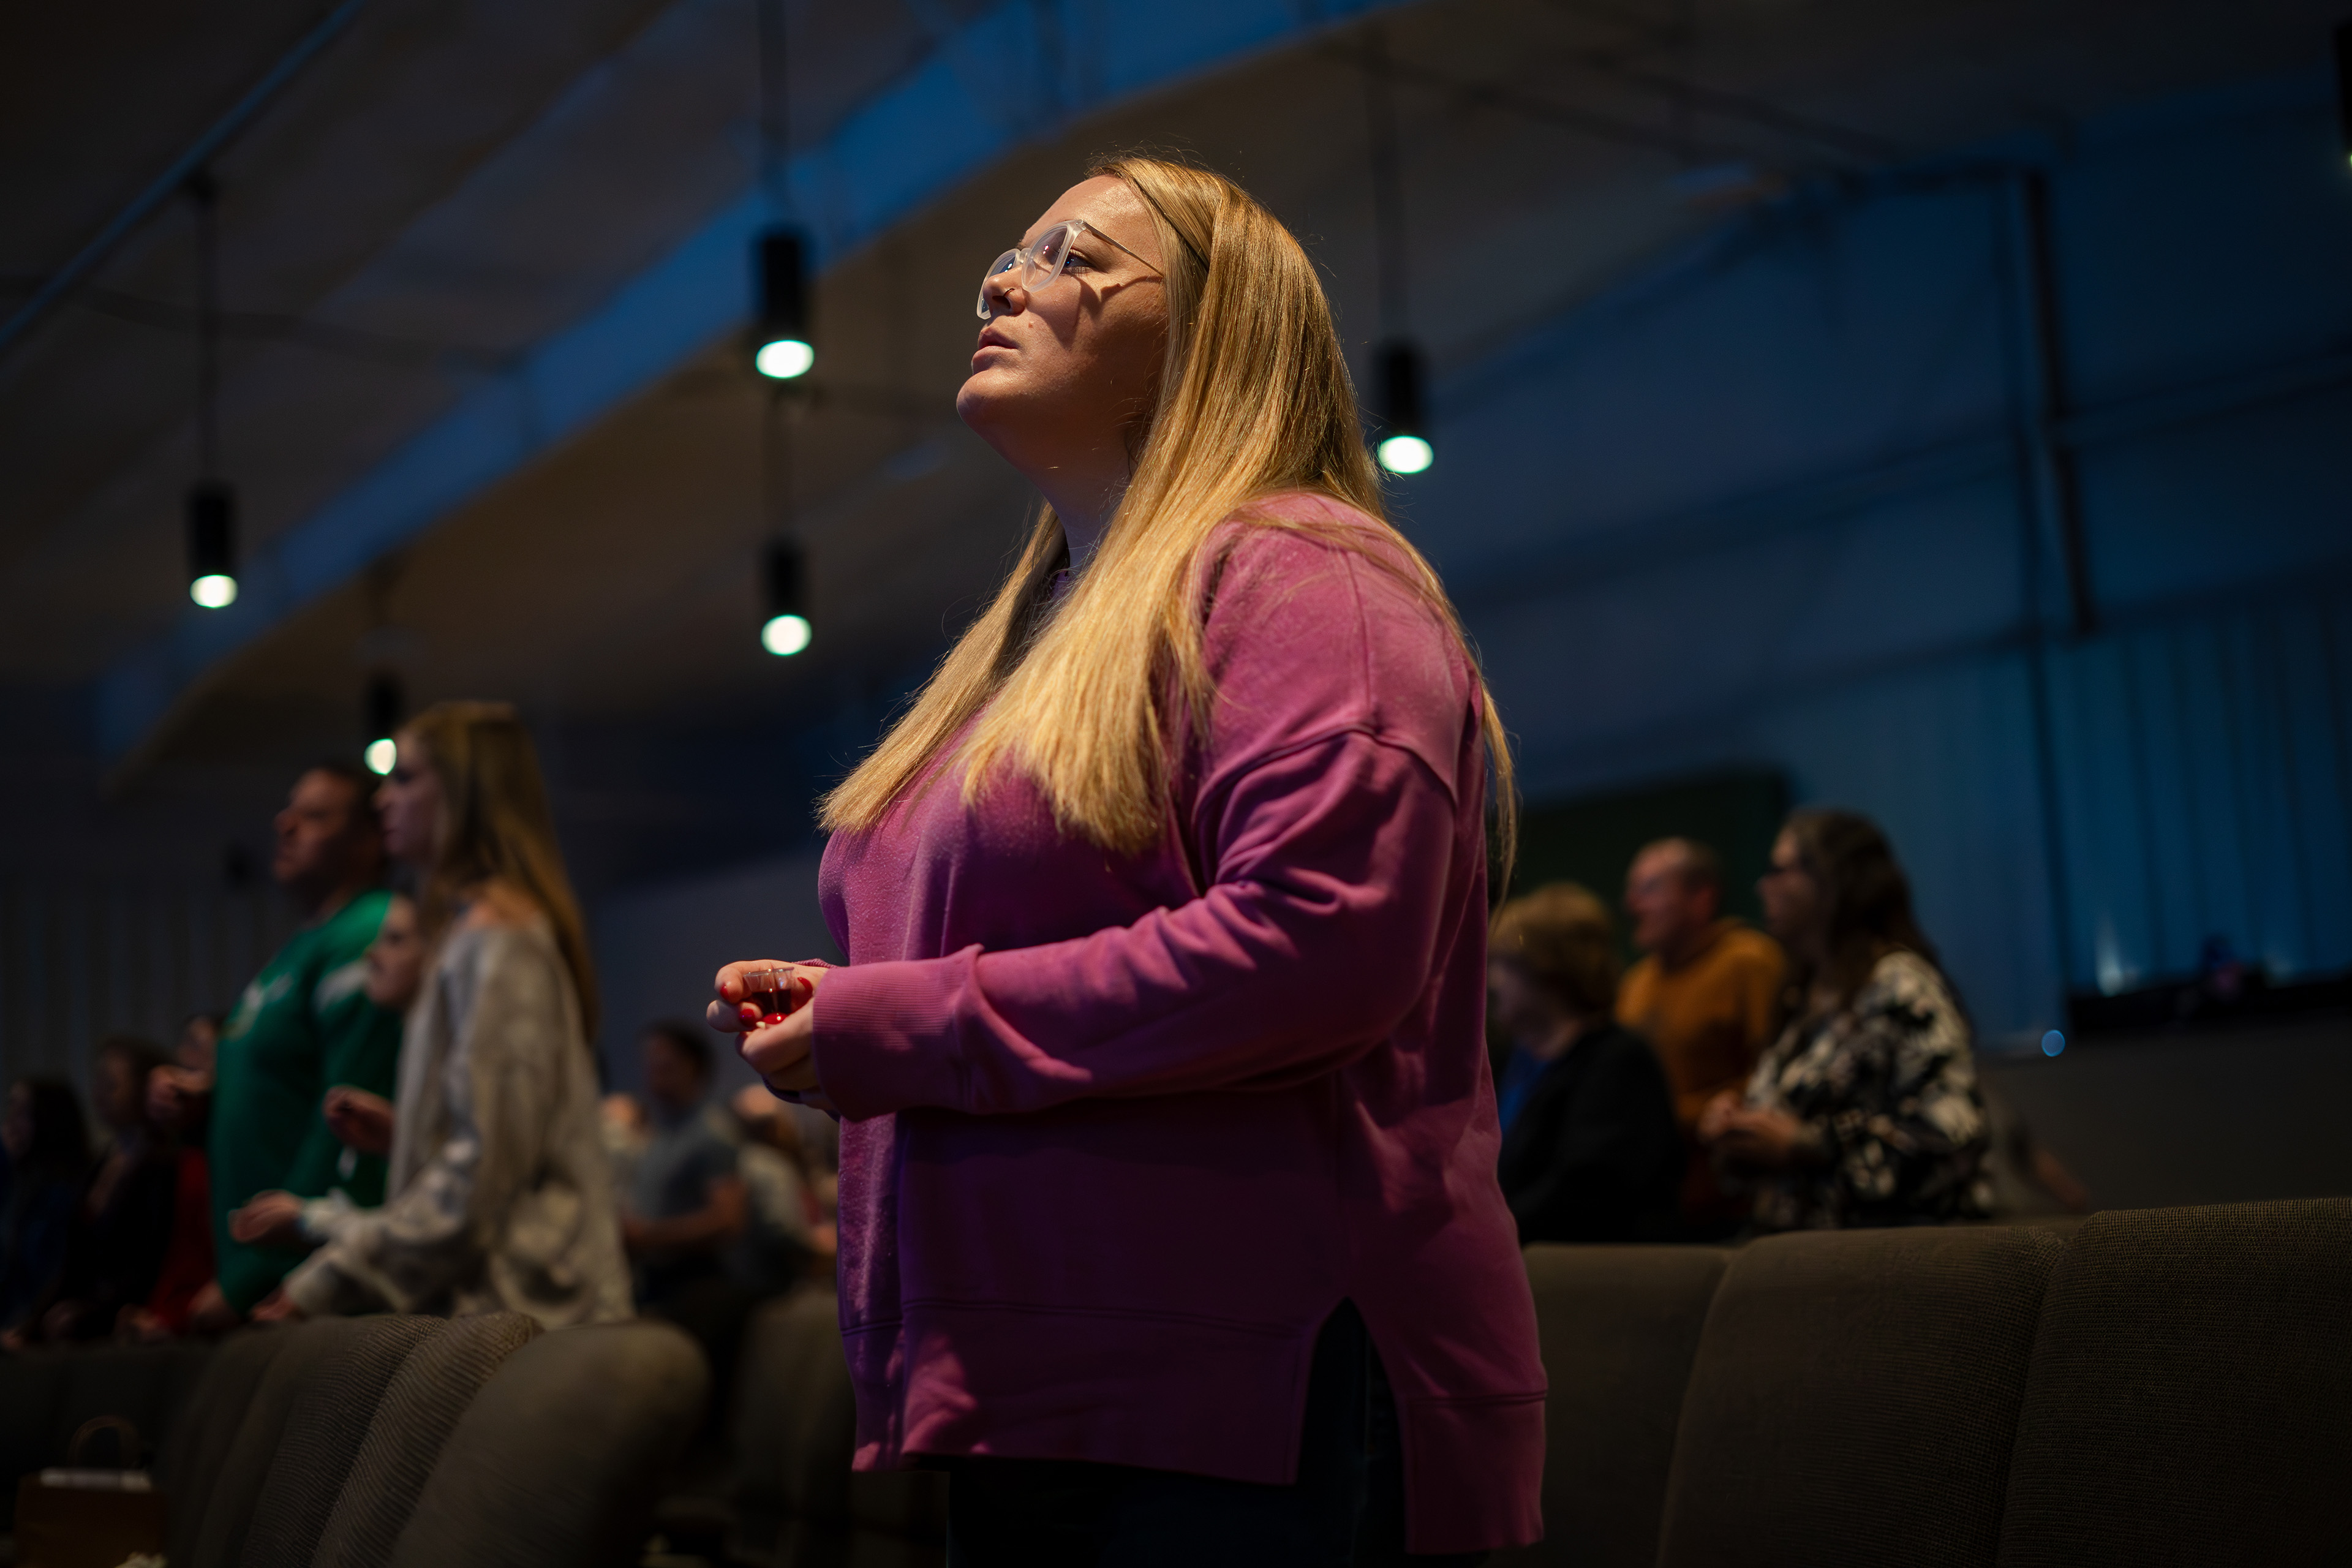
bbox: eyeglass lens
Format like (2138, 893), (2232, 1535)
(976, 223), (1079, 319)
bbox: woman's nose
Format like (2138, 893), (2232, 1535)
(981, 273), (1023, 317)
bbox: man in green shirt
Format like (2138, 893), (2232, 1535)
(202, 764), (407, 1316)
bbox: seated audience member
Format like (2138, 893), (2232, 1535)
(1488, 884), (1684, 1245)
(728, 1083), (830, 1293)
(320, 892), (426, 1164)
(622, 1022), (748, 1305)
(232, 703), (630, 1327)
(123, 1013), (225, 1341)
(1701, 809), (1992, 1231)
(151, 764), (407, 1330)
(0, 1079), (89, 1336)
(1618, 837), (1787, 1235)
(18, 1038), (179, 1343)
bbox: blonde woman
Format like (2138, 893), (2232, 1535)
(236, 703), (630, 1328)
(710, 160), (1542, 1562)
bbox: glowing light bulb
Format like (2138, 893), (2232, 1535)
(365, 737), (398, 775)
(1376, 434), (1433, 475)
(190, 573), (238, 609)
(761, 612), (812, 656)
(755, 338), (814, 380)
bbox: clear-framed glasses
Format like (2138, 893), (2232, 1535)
(976, 219), (1159, 320)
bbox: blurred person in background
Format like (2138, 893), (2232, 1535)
(124, 1016), (221, 1340)
(620, 1022), (747, 1306)
(1489, 884), (1683, 1245)
(709, 158), (1542, 1562)
(1700, 809), (1991, 1231)
(1618, 838), (1786, 1237)
(13, 1038), (178, 1344)
(728, 1083), (829, 1292)
(0, 1079), (89, 1338)
(233, 702), (629, 1327)
(149, 764), (407, 1329)
(318, 892), (426, 1163)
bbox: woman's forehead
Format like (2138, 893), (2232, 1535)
(1024, 175), (1158, 262)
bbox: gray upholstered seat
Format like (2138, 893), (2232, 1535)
(1654, 1224), (2064, 1568)
(383, 1319), (709, 1568)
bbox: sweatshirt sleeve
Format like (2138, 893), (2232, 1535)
(812, 522), (1477, 1120)
(282, 929), (569, 1315)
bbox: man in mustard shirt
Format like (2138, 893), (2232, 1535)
(160, 764), (406, 1322)
(1618, 837), (1787, 1237)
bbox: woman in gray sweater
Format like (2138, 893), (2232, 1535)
(235, 701), (630, 1327)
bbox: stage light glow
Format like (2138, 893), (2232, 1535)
(365, 737), (398, 775)
(2041, 1030), (2066, 1057)
(190, 573), (238, 609)
(755, 337), (813, 380)
(1377, 434), (1434, 475)
(761, 612), (812, 656)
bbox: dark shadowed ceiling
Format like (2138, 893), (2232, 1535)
(4, 0), (2342, 888)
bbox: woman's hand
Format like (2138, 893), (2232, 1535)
(1708, 1104), (1819, 1172)
(707, 962), (831, 1108)
(1695, 1090), (1741, 1144)
(248, 1288), (306, 1324)
(323, 1087), (396, 1157)
(230, 1190), (309, 1248)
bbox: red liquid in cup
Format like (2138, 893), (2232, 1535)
(741, 971), (804, 1023)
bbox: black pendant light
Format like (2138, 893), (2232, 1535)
(364, 671), (404, 775)
(761, 537), (810, 656)
(1363, 36), (1433, 477)
(749, 0), (812, 380)
(186, 171), (239, 606)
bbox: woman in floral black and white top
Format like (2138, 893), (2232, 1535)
(1699, 809), (1992, 1232)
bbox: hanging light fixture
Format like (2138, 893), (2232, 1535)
(364, 672), (404, 775)
(761, 537), (811, 656)
(1363, 36), (1433, 478)
(752, 228), (813, 380)
(748, 0), (812, 380)
(1375, 341), (1434, 475)
(186, 171), (238, 607)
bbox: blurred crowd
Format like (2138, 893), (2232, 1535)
(0, 703), (837, 1365)
(1488, 816), (2087, 1246)
(0, 702), (2078, 1360)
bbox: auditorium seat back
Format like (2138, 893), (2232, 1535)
(1655, 1224), (2062, 1568)
(1996, 1200), (2352, 1567)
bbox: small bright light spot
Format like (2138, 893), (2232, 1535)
(190, 573), (238, 609)
(755, 337), (814, 380)
(2041, 1030), (2066, 1057)
(761, 612), (812, 656)
(364, 737), (398, 775)
(1377, 434), (1433, 475)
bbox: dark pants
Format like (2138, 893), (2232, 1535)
(943, 1301), (1488, 1568)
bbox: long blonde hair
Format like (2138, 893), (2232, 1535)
(404, 701), (600, 1038)
(821, 157), (1516, 876)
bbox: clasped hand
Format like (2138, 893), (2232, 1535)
(1697, 1091), (1815, 1172)
(706, 961), (836, 1114)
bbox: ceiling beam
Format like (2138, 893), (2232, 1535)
(96, 0), (1417, 777)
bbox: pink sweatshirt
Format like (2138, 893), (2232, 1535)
(809, 495), (1545, 1553)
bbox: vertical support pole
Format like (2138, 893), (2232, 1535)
(1996, 170), (2084, 1008)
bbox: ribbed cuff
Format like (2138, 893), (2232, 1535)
(810, 949), (977, 1120)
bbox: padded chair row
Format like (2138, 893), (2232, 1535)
(1504, 1197), (2352, 1568)
(0, 1313), (708, 1568)
(725, 1200), (2352, 1568)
